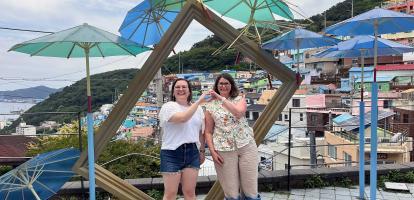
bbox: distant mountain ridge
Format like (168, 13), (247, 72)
(0, 86), (59, 100)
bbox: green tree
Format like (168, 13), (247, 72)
(26, 121), (161, 179)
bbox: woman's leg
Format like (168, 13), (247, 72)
(162, 173), (182, 200)
(238, 142), (260, 199)
(215, 150), (240, 199)
(181, 168), (199, 200)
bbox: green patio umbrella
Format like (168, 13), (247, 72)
(9, 23), (150, 200)
(204, 0), (294, 50)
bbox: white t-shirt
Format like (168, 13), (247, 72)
(159, 101), (205, 150)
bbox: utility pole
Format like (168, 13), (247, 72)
(324, 11), (327, 30)
(309, 131), (317, 168)
(178, 52), (181, 74)
(351, 0), (354, 17)
(155, 69), (163, 107)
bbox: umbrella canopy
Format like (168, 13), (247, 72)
(9, 23), (150, 200)
(315, 35), (414, 58)
(10, 23), (150, 57)
(262, 28), (340, 50)
(324, 8), (414, 36)
(204, 0), (294, 23)
(205, 0), (294, 47)
(0, 148), (80, 200)
(323, 8), (414, 200)
(119, 0), (180, 46)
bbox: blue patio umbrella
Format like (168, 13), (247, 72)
(0, 148), (80, 200)
(315, 36), (413, 199)
(324, 8), (414, 199)
(262, 28), (340, 81)
(316, 35), (414, 59)
(262, 28), (340, 50)
(119, 0), (180, 46)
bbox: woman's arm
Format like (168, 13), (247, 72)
(168, 93), (207, 123)
(208, 90), (246, 119)
(199, 131), (205, 164)
(220, 95), (247, 119)
(204, 111), (224, 166)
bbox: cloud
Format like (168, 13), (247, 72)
(0, 0), (343, 91)
(287, 0), (344, 19)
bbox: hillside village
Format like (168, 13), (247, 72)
(2, 0), (414, 177)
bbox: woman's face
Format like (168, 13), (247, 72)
(173, 80), (190, 101)
(217, 77), (231, 96)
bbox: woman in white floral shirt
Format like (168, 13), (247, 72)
(204, 73), (260, 200)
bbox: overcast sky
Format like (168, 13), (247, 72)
(0, 0), (344, 91)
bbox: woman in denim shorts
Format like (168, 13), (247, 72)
(158, 78), (209, 200)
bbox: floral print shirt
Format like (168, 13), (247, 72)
(204, 96), (254, 151)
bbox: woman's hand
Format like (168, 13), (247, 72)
(211, 150), (224, 167)
(208, 89), (222, 100)
(199, 153), (205, 164)
(197, 92), (212, 104)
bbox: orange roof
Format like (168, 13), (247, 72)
(295, 89), (307, 95)
(135, 102), (155, 106)
(131, 126), (154, 138)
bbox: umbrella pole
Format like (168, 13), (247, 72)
(370, 20), (379, 200)
(28, 184), (41, 200)
(359, 49), (365, 200)
(85, 47), (96, 200)
(296, 43), (300, 85)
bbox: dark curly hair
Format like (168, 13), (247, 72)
(213, 73), (239, 99)
(170, 78), (192, 103)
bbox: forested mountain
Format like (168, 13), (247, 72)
(162, 35), (249, 74)
(1, 69), (138, 133)
(0, 86), (59, 100)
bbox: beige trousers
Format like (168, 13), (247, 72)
(214, 141), (259, 199)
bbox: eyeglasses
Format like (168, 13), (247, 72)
(174, 86), (188, 89)
(218, 82), (230, 86)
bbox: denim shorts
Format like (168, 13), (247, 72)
(160, 143), (200, 173)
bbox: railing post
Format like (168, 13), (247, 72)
(78, 112), (86, 200)
(287, 108), (292, 191)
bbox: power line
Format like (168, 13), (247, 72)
(0, 26), (54, 34)
(0, 77), (135, 82)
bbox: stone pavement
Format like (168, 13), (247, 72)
(181, 184), (414, 200)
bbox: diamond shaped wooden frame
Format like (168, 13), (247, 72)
(73, 0), (301, 199)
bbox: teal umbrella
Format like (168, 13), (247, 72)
(204, 0), (294, 47)
(9, 23), (150, 200)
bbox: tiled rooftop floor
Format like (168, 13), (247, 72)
(181, 185), (414, 200)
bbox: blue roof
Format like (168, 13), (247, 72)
(123, 119), (136, 129)
(264, 124), (289, 141)
(222, 70), (236, 73)
(349, 66), (374, 72)
(145, 106), (159, 111)
(319, 85), (329, 90)
(336, 87), (351, 92)
(354, 76), (394, 83)
(333, 113), (353, 124)
(271, 80), (282, 85)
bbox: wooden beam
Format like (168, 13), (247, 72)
(73, 0), (301, 199)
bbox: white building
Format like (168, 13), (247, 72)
(100, 104), (114, 115)
(200, 81), (214, 92)
(0, 120), (6, 129)
(276, 93), (308, 132)
(15, 122), (36, 136)
(262, 125), (325, 171)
